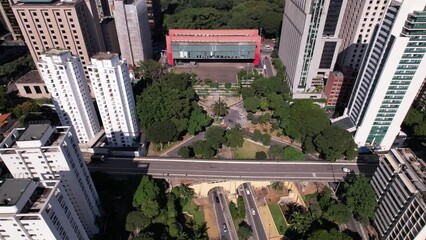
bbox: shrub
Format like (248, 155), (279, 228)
(225, 83), (232, 89)
(255, 151), (267, 160)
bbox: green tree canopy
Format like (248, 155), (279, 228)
(211, 99), (228, 117)
(145, 120), (178, 146)
(244, 96), (261, 113)
(308, 229), (352, 240)
(164, 8), (229, 30)
(404, 108), (424, 126)
(125, 211), (151, 234)
(205, 126), (226, 149)
(324, 202), (351, 224)
(251, 77), (283, 96)
(269, 145), (283, 159)
(285, 101), (329, 138)
(134, 59), (164, 82)
(237, 221), (253, 240)
(255, 151), (267, 160)
(12, 101), (41, 118)
(132, 176), (161, 218)
(414, 122), (426, 137)
(177, 146), (193, 158)
(188, 104), (211, 135)
(0, 85), (8, 112)
(343, 174), (377, 223)
(281, 146), (305, 161)
(225, 128), (244, 148)
(314, 126), (357, 161)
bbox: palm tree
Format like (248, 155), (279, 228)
(193, 223), (209, 240)
(211, 99), (228, 118)
(271, 181), (283, 191)
(179, 184), (195, 201)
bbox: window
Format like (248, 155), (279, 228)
(34, 86), (42, 94)
(24, 86), (32, 94)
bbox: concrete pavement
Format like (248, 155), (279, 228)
(88, 157), (379, 181)
(239, 183), (268, 240)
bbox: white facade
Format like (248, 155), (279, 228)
(345, 0), (426, 150)
(337, 0), (388, 71)
(0, 179), (89, 240)
(372, 149), (426, 240)
(0, 124), (101, 237)
(278, 0), (347, 97)
(88, 52), (139, 146)
(38, 49), (101, 144)
(114, 0), (152, 67)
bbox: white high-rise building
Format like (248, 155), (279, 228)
(0, 124), (101, 237)
(88, 52), (139, 147)
(0, 179), (90, 240)
(38, 49), (101, 144)
(337, 0), (388, 71)
(372, 148), (426, 239)
(344, 0), (426, 150)
(278, 0), (347, 98)
(114, 0), (152, 67)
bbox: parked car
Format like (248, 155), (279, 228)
(342, 167), (351, 173)
(246, 189), (251, 195)
(223, 223), (228, 232)
(251, 208), (256, 215)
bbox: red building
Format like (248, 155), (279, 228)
(166, 29), (261, 65)
(324, 71), (344, 109)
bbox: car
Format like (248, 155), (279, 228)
(223, 223), (228, 232)
(251, 208), (256, 215)
(246, 189), (251, 195)
(215, 196), (220, 203)
(265, 44), (271, 48)
(342, 167), (351, 173)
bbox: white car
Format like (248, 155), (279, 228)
(342, 167), (351, 173)
(246, 189), (251, 195)
(251, 208), (256, 215)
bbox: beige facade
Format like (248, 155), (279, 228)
(12, 0), (105, 77)
(15, 70), (50, 99)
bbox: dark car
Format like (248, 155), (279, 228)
(215, 196), (220, 203)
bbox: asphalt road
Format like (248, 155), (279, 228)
(210, 189), (238, 240)
(240, 183), (267, 240)
(262, 56), (274, 78)
(88, 157), (379, 181)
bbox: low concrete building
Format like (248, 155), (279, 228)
(15, 70), (50, 99)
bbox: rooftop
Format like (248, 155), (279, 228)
(331, 115), (356, 131)
(0, 113), (11, 128)
(18, 124), (50, 141)
(0, 179), (32, 207)
(44, 48), (70, 56)
(15, 70), (43, 84)
(92, 52), (117, 60)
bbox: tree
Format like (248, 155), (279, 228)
(286, 101), (329, 138)
(255, 151), (267, 160)
(12, 101), (41, 118)
(205, 126), (226, 149)
(0, 85), (8, 112)
(132, 176), (161, 218)
(178, 184), (195, 203)
(404, 108), (424, 126)
(251, 77), (282, 96)
(324, 203), (351, 224)
(145, 120), (178, 149)
(260, 98), (269, 111)
(289, 211), (314, 236)
(252, 129), (263, 142)
(343, 174), (377, 223)
(237, 196), (246, 218)
(211, 99), (228, 117)
(225, 82), (232, 88)
(237, 221), (253, 240)
(137, 73), (196, 135)
(177, 146), (193, 158)
(261, 133), (271, 146)
(414, 122), (426, 137)
(225, 128), (244, 148)
(267, 92), (287, 110)
(164, 8), (229, 30)
(241, 87), (255, 99)
(244, 96), (261, 113)
(229, 201), (238, 220)
(269, 145), (283, 159)
(303, 137), (316, 154)
(314, 126), (357, 161)
(191, 140), (216, 158)
(193, 223), (209, 240)
(125, 211), (150, 235)
(308, 229), (352, 240)
(188, 104), (211, 135)
(271, 181), (283, 191)
(134, 59), (164, 81)
(281, 146), (305, 161)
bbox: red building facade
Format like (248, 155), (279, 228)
(166, 29), (261, 65)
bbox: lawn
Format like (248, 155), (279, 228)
(268, 203), (287, 235)
(183, 199), (205, 227)
(233, 140), (269, 159)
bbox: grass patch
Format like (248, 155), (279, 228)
(233, 140), (269, 159)
(268, 203), (287, 235)
(182, 199), (205, 227)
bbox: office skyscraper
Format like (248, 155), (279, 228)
(12, 0), (105, 76)
(344, 0), (426, 150)
(38, 49), (101, 144)
(278, 0), (346, 98)
(0, 0), (22, 41)
(88, 52), (139, 146)
(114, 0), (152, 67)
(337, 0), (388, 71)
(0, 124), (101, 237)
(0, 179), (90, 240)
(372, 148), (426, 239)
